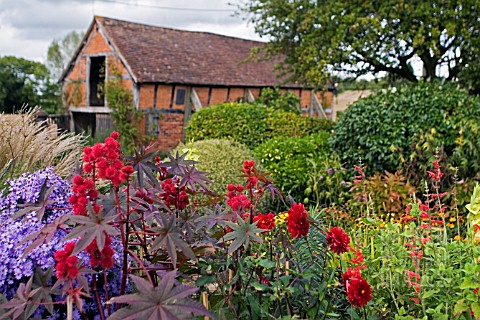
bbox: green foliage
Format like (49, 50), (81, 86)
(200, 207), (354, 319)
(256, 87), (301, 114)
(359, 217), (480, 319)
(244, 0), (480, 86)
(172, 139), (260, 195)
(46, 30), (84, 81)
(187, 102), (333, 149)
(0, 56), (61, 114)
(306, 157), (353, 207)
(342, 177), (480, 319)
(105, 70), (146, 154)
(254, 131), (332, 202)
(331, 82), (480, 183)
(350, 171), (416, 218)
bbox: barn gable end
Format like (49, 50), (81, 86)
(61, 16), (333, 151)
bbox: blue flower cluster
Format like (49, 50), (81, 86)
(0, 167), (71, 297)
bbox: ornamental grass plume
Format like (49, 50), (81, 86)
(0, 107), (85, 182)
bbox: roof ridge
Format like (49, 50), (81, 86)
(95, 15), (265, 44)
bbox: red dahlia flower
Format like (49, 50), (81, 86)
(253, 212), (276, 232)
(342, 267), (361, 284)
(326, 226), (350, 254)
(345, 274), (372, 307)
(286, 203), (310, 238)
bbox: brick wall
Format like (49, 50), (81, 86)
(229, 88), (245, 102)
(193, 87), (209, 107)
(209, 88), (228, 104)
(63, 22), (335, 152)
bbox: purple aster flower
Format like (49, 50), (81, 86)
(0, 167), (71, 297)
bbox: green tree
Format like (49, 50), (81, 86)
(243, 0), (480, 88)
(0, 56), (60, 114)
(105, 69), (147, 154)
(256, 87), (301, 114)
(46, 31), (84, 81)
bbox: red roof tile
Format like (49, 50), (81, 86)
(96, 16), (298, 87)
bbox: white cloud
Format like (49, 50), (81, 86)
(0, 0), (258, 63)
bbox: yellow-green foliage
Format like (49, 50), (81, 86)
(172, 139), (261, 195)
(186, 103), (334, 149)
(0, 107), (85, 182)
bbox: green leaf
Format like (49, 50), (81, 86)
(472, 303), (480, 319)
(251, 282), (269, 291)
(195, 275), (216, 287)
(222, 218), (264, 254)
(422, 290), (439, 299)
(460, 279), (479, 290)
(453, 299), (468, 316)
(258, 259), (276, 269)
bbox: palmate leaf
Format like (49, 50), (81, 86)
(31, 267), (59, 316)
(177, 166), (212, 192)
(10, 180), (55, 222)
(18, 213), (71, 258)
(150, 211), (196, 267)
(263, 181), (285, 205)
(63, 204), (120, 255)
(0, 276), (41, 320)
(195, 207), (236, 231)
(125, 147), (162, 188)
(107, 272), (214, 320)
(161, 152), (198, 176)
(176, 210), (200, 241)
(222, 218), (264, 254)
(97, 188), (128, 218)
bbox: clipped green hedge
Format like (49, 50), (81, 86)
(253, 131), (332, 202)
(330, 82), (480, 182)
(171, 139), (261, 195)
(186, 103), (334, 149)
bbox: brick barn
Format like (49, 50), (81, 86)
(61, 16), (332, 150)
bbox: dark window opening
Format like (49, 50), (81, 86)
(89, 56), (105, 106)
(175, 89), (186, 105)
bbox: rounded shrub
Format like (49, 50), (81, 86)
(330, 82), (480, 183)
(172, 139), (261, 195)
(186, 103), (334, 149)
(253, 131), (332, 202)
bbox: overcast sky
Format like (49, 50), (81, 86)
(0, 0), (261, 63)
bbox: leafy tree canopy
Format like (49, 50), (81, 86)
(0, 56), (60, 114)
(243, 0), (480, 90)
(46, 30), (84, 81)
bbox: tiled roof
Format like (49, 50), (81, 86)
(96, 16), (299, 87)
